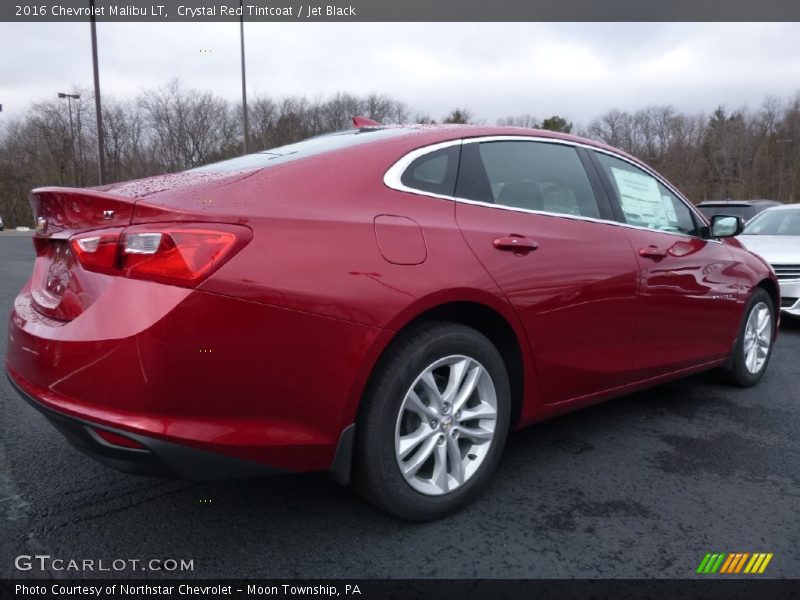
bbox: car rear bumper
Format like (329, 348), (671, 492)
(779, 279), (800, 316)
(6, 368), (280, 479)
(5, 282), (387, 478)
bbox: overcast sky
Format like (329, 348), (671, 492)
(2, 22), (800, 126)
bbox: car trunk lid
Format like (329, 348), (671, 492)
(28, 170), (255, 321)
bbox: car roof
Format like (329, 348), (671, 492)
(353, 123), (652, 170)
(697, 199), (781, 207)
(357, 124), (600, 146)
(185, 124), (665, 185)
(760, 202), (800, 211)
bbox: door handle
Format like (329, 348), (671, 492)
(493, 236), (538, 253)
(639, 245), (667, 259)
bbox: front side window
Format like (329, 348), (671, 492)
(455, 141), (602, 219)
(594, 152), (699, 236)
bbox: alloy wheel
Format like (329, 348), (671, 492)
(394, 355), (498, 496)
(743, 301), (772, 375)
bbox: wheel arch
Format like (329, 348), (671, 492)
(353, 291), (531, 430)
(756, 278), (780, 321)
(387, 301), (526, 429)
(330, 291), (534, 485)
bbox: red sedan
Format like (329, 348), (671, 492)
(5, 123), (779, 520)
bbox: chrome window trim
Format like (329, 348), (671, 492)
(383, 134), (718, 243)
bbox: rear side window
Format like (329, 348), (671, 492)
(455, 141), (602, 219)
(594, 152), (700, 236)
(400, 145), (460, 196)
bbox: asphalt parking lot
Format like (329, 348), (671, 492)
(1, 232), (798, 579)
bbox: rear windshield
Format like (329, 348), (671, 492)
(743, 209), (800, 235)
(191, 128), (413, 172)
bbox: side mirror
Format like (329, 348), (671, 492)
(709, 214), (744, 238)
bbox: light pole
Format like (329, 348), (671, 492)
(777, 138), (792, 201)
(58, 92), (80, 186)
(90, 0), (106, 184)
(239, 0), (249, 153)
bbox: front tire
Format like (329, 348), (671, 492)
(354, 321), (511, 521)
(720, 288), (776, 386)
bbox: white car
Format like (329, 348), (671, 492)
(738, 204), (800, 316)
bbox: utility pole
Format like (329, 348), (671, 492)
(777, 138), (792, 201)
(240, 0), (249, 154)
(58, 93), (81, 186)
(90, 0), (106, 184)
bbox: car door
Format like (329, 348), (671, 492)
(454, 139), (640, 404)
(591, 151), (741, 378)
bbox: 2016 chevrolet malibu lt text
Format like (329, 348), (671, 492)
(4, 123), (780, 520)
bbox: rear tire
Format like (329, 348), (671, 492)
(719, 288), (775, 387)
(354, 321), (511, 521)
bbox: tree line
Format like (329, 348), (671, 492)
(1, 80), (798, 228)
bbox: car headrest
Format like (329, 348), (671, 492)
(497, 181), (544, 211)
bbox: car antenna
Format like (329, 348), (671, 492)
(352, 116), (382, 129)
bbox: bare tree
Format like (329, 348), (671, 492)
(497, 114), (539, 128)
(140, 79), (238, 171)
(3, 86), (800, 228)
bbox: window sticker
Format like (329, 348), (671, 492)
(610, 166), (670, 229)
(661, 194), (678, 224)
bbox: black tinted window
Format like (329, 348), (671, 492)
(400, 145), (460, 196)
(456, 141), (601, 219)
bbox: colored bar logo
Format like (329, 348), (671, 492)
(696, 552), (773, 574)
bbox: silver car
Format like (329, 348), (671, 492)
(738, 204), (800, 316)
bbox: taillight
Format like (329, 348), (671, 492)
(69, 231), (122, 273)
(69, 223), (251, 288)
(122, 227), (240, 286)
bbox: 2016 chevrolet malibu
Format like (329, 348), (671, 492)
(5, 122), (780, 520)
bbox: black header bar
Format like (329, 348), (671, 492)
(3, 0), (800, 22)
(3, 579), (800, 600)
